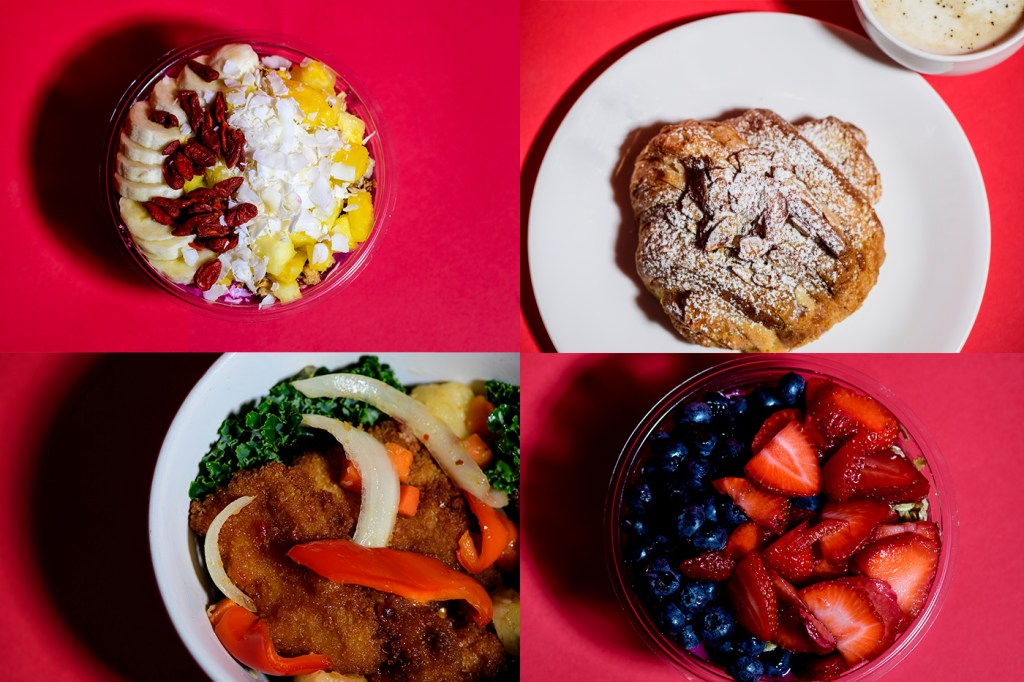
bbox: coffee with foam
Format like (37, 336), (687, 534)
(868, 0), (1024, 55)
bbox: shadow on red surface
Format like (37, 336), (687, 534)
(28, 354), (216, 681)
(523, 354), (725, 656)
(28, 19), (213, 288)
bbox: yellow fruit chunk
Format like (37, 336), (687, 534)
(290, 232), (317, 249)
(331, 215), (356, 250)
(287, 82), (338, 126)
(305, 243), (334, 272)
(347, 190), (374, 244)
(291, 60), (337, 93)
(333, 143), (369, 181)
(256, 234), (296, 276)
(204, 165), (236, 187)
(337, 111), (365, 145)
(277, 253), (308, 283)
(183, 174), (205, 193)
(275, 281), (301, 304)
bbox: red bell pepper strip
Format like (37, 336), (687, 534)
(287, 539), (493, 627)
(208, 599), (331, 676)
(457, 493), (512, 574)
(495, 513), (520, 572)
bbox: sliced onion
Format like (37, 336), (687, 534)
(205, 495), (257, 612)
(293, 374), (509, 509)
(301, 414), (400, 547)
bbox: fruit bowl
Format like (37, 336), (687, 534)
(102, 33), (394, 317)
(605, 356), (957, 681)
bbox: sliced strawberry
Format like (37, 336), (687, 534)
(818, 500), (895, 563)
(809, 384), (899, 450)
(800, 579), (888, 665)
(869, 521), (940, 544)
(802, 414), (829, 459)
(726, 550), (778, 641)
(679, 551), (735, 581)
(852, 533), (940, 617)
(804, 376), (834, 405)
(764, 519), (847, 583)
(811, 556), (849, 581)
(770, 571), (837, 655)
(793, 652), (849, 681)
(839, 576), (906, 645)
(820, 439), (867, 501)
(725, 521), (771, 560)
(751, 408), (803, 452)
(745, 421), (821, 496)
(713, 477), (790, 533)
(852, 451), (929, 502)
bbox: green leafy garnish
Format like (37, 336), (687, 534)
(484, 380), (520, 495)
(188, 356), (405, 500)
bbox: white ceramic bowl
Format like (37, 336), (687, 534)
(149, 352), (520, 682)
(854, 0), (1024, 74)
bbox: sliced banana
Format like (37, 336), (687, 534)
(178, 55), (225, 94)
(209, 44), (260, 78)
(116, 152), (163, 183)
(135, 234), (193, 261)
(151, 75), (189, 123)
(119, 197), (179, 241)
(114, 173), (181, 201)
(120, 132), (165, 164)
(127, 100), (181, 149)
(149, 253), (214, 285)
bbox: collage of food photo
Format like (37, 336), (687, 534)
(1, 0), (1022, 681)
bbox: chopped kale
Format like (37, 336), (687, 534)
(484, 380), (520, 495)
(188, 356), (405, 500)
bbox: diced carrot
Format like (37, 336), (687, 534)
(461, 433), (494, 467)
(385, 443), (414, 483)
(467, 395), (495, 436)
(398, 485), (420, 517)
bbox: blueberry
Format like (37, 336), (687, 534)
(749, 386), (781, 413)
(703, 391), (732, 417)
(731, 395), (749, 417)
(685, 459), (710, 490)
(792, 494), (823, 513)
(676, 504), (706, 538)
(705, 639), (735, 664)
(644, 558), (681, 597)
(776, 372), (806, 407)
(623, 516), (652, 539)
(697, 605), (736, 644)
(761, 648), (792, 677)
(678, 623), (700, 650)
(658, 602), (689, 635)
(624, 533), (667, 563)
(699, 581), (719, 602)
(734, 634), (765, 656)
(641, 461), (662, 480)
(652, 436), (689, 464)
(719, 499), (748, 528)
(677, 401), (713, 425)
(625, 482), (653, 513)
(727, 655), (764, 682)
(692, 524), (728, 551)
(701, 496), (719, 523)
(686, 427), (718, 457)
(677, 581), (712, 612)
(713, 437), (748, 472)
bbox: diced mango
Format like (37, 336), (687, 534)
(291, 60), (337, 93)
(287, 82), (338, 126)
(337, 111), (365, 145)
(277, 252), (308, 283)
(275, 281), (301, 304)
(305, 243), (334, 272)
(256, 234), (296, 276)
(290, 232), (317, 249)
(183, 174), (205, 193)
(331, 215), (356, 250)
(333, 143), (369, 181)
(347, 190), (374, 244)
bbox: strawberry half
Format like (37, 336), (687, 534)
(763, 519), (846, 583)
(852, 451), (929, 502)
(820, 439), (868, 501)
(839, 576), (906, 646)
(745, 421), (821, 496)
(793, 652), (849, 681)
(770, 571), (837, 655)
(818, 500), (895, 563)
(800, 579), (888, 665)
(713, 477), (790, 533)
(869, 521), (940, 544)
(725, 521), (772, 560)
(726, 550), (778, 641)
(852, 532), (940, 617)
(809, 384), (899, 451)
(751, 408), (803, 452)
(679, 551), (735, 581)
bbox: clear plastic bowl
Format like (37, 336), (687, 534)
(605, 356), (958, 681)
(102, 33), (395, 317)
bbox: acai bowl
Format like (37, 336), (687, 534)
(104, 35), (394, 315)
(606, 356), (956, 682)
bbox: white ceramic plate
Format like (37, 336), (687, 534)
(149, 353), (520, 682)
(527, 12), (989, 351)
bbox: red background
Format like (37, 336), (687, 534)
(2, 0), (518, 352)
(522, 353), (1024, 680)
(520, 0), (1024, 352)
